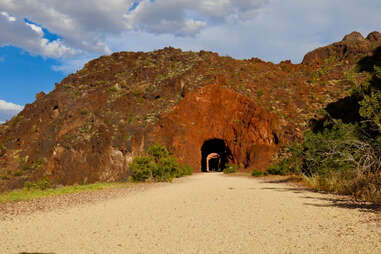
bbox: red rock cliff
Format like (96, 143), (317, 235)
(151, 84), (279, 171)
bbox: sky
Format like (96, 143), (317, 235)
(1, 0), (381, 122)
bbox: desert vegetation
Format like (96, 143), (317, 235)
(223, 164), (238, 174)
(263, 48), (381, 203)
(129, 144), (193, 182)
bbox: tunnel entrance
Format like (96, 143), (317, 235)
(201, 139), (232, 172)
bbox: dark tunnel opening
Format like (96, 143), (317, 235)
(201, 139), (233, 172)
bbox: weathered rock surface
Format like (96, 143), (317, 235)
(302, 31), (381, 65)
(151, 83), (278, 171)
(366, 31), (381, 42)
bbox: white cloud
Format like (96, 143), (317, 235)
(25, 22), (44, 36)
(0, 13), (77, 58)
(0, 0), (133, 55)
(0, 0), (380, 73)
(107, 0), (381, 64)
(0, 0), (266, 55)
(1, 11), (16, 22)
(122, 0), (267, 36)
(0, 99), (23, 123)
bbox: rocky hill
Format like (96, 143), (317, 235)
(0, 31), (380, 191)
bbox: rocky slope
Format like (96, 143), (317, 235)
(0, 31), (380, 191)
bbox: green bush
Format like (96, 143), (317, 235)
(129, 156), (155, 182)
(359, 65), (381, 132)
(13, 170), (23, 177)
(153, 156), (178, 182)
(24, 176), (51, 190)
(272, 118), (381, 202)
(147, 144), (169, 162)
(223, 164), (238, 174)
(266, 163), (285, 175)
(301, 121), (364, 177)
(251, 170), (265, 177)
(269, 55), (381, 203)
(1, 174), (10, 180)
(178, 165), (193, 177)
(266, 157), (300, 176)
(130, 144), (192, 182)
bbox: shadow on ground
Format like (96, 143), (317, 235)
(302, 196), (381, 214)
(259, 180), (381, 214)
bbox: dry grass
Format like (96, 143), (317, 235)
(304, 172), (381, 203)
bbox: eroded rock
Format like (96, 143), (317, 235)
(150, 84), (279, 171)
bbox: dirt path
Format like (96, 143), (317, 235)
(1, 173), (380, 254)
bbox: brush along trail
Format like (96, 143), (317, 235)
(0, 173), (380, 253)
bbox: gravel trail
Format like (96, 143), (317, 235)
(0, 173), (380, 254)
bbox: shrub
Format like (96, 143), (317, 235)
(130, 144), (192, 182)
(266, 163), (285, 175)
(129, 156), (155, 182)
(153, 156), (178, 182)
(24, 176), (51, 190)
(273, 56), (381, 203)
(273, 119), (381, 202)
(178, 165), (193, 176)
(1, 174), (10, 180)
(300, 121), (380, 177)
(256, 89), (264, 98)
(251, 170), (265, 177)
(266, 156), (300, 176)
(359, 89), (381, 131)
(13, 170), (23, 177)
(223, 164), (238, 174)
(147, 144), (169, 162)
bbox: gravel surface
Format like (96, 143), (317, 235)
(0, 173), (380, 254)
(0, 183), (162, 220)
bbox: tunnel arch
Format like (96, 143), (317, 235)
(201, 139), (233, 172)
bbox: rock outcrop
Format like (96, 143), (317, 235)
(302, 31), (381, 65)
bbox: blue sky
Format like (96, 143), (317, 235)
(0, 46), (64, 105)
(1, 0), (381, 122)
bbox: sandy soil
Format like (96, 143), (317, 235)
(0, 173), (380, 254)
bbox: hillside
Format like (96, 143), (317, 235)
(0, 31), (380, 191)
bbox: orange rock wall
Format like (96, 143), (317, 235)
(151, 84), (279, 171)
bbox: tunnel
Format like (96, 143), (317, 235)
(201, 139), (232, 172)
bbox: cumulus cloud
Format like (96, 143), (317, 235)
(0, 12), (77, 58)
(0, 0), (381, 73)
(25, 22), (44, 36)
(1, 11), (16, 22)
(0, 99), (23, 123)
(0, 0), (135, 55)
(0, 0), (266, 54)
(107, 0), (381, 64)
(122, 0), (267, 36)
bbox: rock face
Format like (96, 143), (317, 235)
(302, 31), (381, 65)
(0, 31), (380, 191)
(366, 31), (381, 42)
(151, 84), (279, 171)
